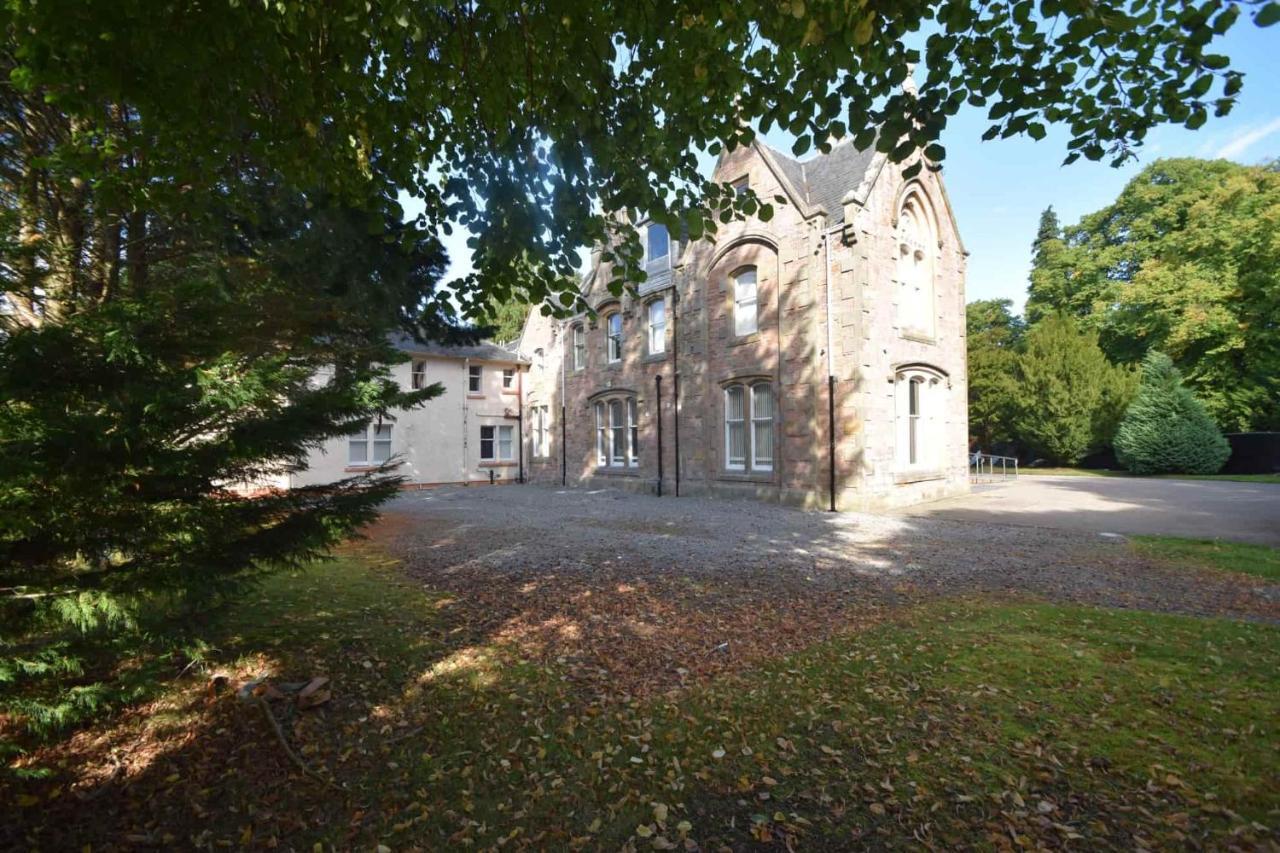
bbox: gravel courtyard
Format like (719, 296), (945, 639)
(365, 484), (1278, 698)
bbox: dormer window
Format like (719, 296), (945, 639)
(645, 223), (670, 274)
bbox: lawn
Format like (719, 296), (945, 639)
(1022, 467), (1280, 484)
(6, 548), (1278, 850)
(1132, 536), (1280, 581)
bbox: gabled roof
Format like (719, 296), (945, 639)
(755, 136), (881, 225)
(390, 333), (527, 364)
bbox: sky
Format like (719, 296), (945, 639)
(420, 19), (1279, 317)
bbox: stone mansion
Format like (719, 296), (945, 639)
(517, 137), (970, 510)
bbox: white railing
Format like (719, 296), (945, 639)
(971, 452), (1018, 482)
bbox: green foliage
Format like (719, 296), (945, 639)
(485, 298), (533, 344)
(965, 299), (1024, 447)
(1, 0), (1268, 318)
(1114, 351), (1231, 475)
(1026, 158), (1280, 431)
(1014, 314), (1137, 464)
(0, 188), (472, 741)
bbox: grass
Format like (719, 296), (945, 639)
(8, 551), (1279, 850)
(1022, 467), (1280, 484)
(1132, 535), (1280, 581)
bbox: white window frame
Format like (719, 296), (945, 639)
(480, 423), (515, 462)
(724, 386), (746, 471)
(411, 360), (426, 390)
(573, 325), (586, 370)
(606, 312), (623, 363)
(733, 267), (758, 337)
(647, 298), (666, 355)
(724, 381), (773, 473)
(595, 396), (638, 468)
(750, 382), (774, 472)
(894, 368), (943, 471)
(896, 195), (936, 339)
(468, 364), (482, 393)
(532, 405), (549, 457)
(502, 367), (515, 390)
(348, 423), (393, 466)
(645, 223), (670, 274)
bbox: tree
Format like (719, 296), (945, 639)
(486, 298), (533, 345)
(1114, 351), (1231, 474)
(1025, 158), (1280, 431)
(966, 299), (1025, 448)
(0, 0), (1270, 744)
(1014, 314), (1136, 465)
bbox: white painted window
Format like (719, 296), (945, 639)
(348, 423), (392, 465)
(750, 383), (774, 471)
(896, 195), (936, 339)
(480, 424), (515, 462)
(502, 368), (515, 389)
(595, 397), (638, 468)
(606, 312), (622, 363)
(532, 406), (549, 457)
(468, 365), (482, 393)
(725, 382), (774, 473)
(647, 298), (666, 355)
(573, 325), (586, 370)
(595, 402), (607, 465)
(895, 368), (943, 471)
(411, 360), (426, 390)
(733, 267), (758, 336)
(645, 223), (670, 273)
(724, 386), (746, 471)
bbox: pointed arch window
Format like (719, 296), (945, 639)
(896, 194), (936, 339)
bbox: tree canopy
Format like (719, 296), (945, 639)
(1027, 158), (1280, 431)
(966, 298), (1025, 448)
(4, 0), (1273, 323)
(1114, 351), (1231, 474)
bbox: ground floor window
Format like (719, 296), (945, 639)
(895, 367), (944, 470)
(724, 381), (773, 473)
(531, 406), (550, 457)
(594, 397), (638, 468)
(348, 422), (393, 465)
(480, 424), (515, 462)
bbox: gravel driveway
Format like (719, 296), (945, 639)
(363, 484), (1277, 697)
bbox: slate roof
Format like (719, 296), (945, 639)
(389, 332), (527, 364)
(759, 136), (880, 225)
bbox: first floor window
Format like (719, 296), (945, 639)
(502, 368), (515, 390)
(411, 360), (426, 390)
(647, 298), (666, 355)
(733, 267), (758, 336)
(595, 397), (638, 467)
(348, 423), (393, 465)
(724, 381), (773, 473)
(606, 312), (623, 363)
(480, 424), (515, 462)
(469, 365), (482, 393)
(573, 324), (586, 370)
(532, 406), (550, 457)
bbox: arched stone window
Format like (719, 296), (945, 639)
(896, 192), (936, 339)
(571, 324), (586, 370)
(724, 380), (774, 472)
(594, 394), (638, 468)
(894, 365), (946, 471)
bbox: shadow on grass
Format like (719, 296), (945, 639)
(4, 487), (1279, 850)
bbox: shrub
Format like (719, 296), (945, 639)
(1114, 351), (1230, 474)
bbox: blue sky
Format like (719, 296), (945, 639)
(424, 20), (1278, 316)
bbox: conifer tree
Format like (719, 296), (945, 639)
(1114, 351), (1231, 474)
(1014, 314), (1136, 464)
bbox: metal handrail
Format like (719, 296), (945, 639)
(970, 452), (1018, 482)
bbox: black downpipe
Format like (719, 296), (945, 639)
(672, 291), (680, 497)
(827, 374), (837, 512)
(517, 405), (525, 484)
(560, 404), (567, 487)
(654, 374), (664, 497)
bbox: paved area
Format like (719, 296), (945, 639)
(897, 475), (1280, 546)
